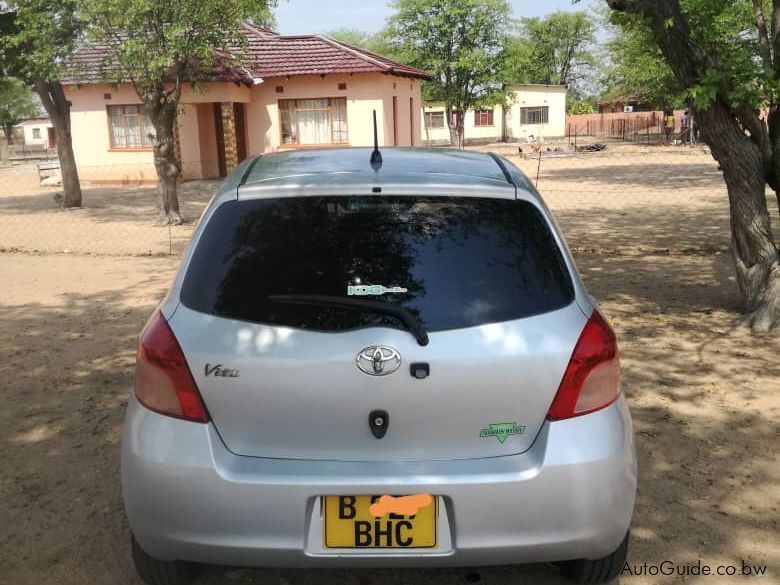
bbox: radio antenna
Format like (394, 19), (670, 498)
(370, 109), (383, 170)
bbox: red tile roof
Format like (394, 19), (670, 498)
(63, 41), (255, 86)
(64, 23), (431, 85)
(240, 23), (431, 80)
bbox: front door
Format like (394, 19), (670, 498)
(213, 104), (226, 178)
(47, 127), (56, 149)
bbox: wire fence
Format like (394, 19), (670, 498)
(1, 142), (776, 260)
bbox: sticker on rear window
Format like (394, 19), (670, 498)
(348, 285), (408, 296)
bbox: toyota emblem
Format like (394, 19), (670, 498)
(356, 346), (401, 376)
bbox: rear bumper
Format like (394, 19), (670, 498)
(121, 395), (637, 567)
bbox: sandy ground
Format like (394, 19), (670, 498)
(1, 147), (779, 584)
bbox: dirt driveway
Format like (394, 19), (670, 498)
(1, 148), (779, 584)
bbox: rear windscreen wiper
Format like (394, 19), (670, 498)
(268, 294), (429, 347)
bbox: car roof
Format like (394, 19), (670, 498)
(234, 148), (529, 201)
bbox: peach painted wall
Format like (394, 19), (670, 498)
(64, 76), (423, 183)
(197, 104), (219, 179)
(180, 83), (251, 104)
(65, 84), (156, 183)
(65, 83), (250, 182)
(246, 74), (423, 155)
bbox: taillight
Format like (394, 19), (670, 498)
(547, 310), (621, 421)
(134, 312), (209, 423)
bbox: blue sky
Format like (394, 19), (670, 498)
(275, 0), (594, 35)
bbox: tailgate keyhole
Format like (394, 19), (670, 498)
(369, 410), (389, 439)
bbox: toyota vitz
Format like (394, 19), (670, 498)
(123, 147), (637, 585)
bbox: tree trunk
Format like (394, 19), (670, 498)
(767, 106), (780, 221)
(146, 100), (182, 225)
(447, 125), (459, 147)
(446, 108), (465, 148)
(700, 100), (780, 330)
(34, 80), (82, 208)
(455, 120), (465, 149)
(51, 115), (81, 207)
(445, 105), (457, 147)
(3, 123), (14, 145)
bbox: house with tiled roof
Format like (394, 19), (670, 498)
(63, 23), (432, 183)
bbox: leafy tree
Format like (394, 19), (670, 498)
(84, 0), (275, 225)
(600, 0), (780, 330)
(327, 28), (397, 57)
(568, 97), (597, 114)
(602, 10), (684, 108)
(0, 77), (37, 144)
(1, 1), (84, 207)
(504, 11), (597, 95)
(387, 0), (511, 146)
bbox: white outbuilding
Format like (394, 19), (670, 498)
(422, 84), (567, 145)
(20, 117), (55, 148)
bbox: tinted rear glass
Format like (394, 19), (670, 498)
(181, 197), (574, 332)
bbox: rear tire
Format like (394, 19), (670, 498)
(555, 532), (629, 584)
(131, 535), (199, 585)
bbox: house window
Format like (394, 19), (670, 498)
(279, 98), (348, 146)
(474, 109), (494, 126)
(424, 111), (445, 129)
(32, 128), (41, 139)
(520, 106), (549, 125)
(107, 105), (155, 149)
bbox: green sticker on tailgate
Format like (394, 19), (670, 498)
(480, 422), (526, 444)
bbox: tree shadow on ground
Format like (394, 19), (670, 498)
(0, 179), (218, 256)
(536, 155), (780, 248)
(554, 204), (732, 253)
(0, 179), (218, 224)
(0, 274), (168, 585)
(577, 250), (779, 581)
(539, 161), (725, 191)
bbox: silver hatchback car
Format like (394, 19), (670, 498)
(123, 148), (637, 585)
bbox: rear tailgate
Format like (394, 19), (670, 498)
(170, 301), (585, 461)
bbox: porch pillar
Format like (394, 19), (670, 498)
(220, 102), (238, 173)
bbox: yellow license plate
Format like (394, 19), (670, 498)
(323, 495), (438, 549)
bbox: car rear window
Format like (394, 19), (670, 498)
(181, 197), (574, 332)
